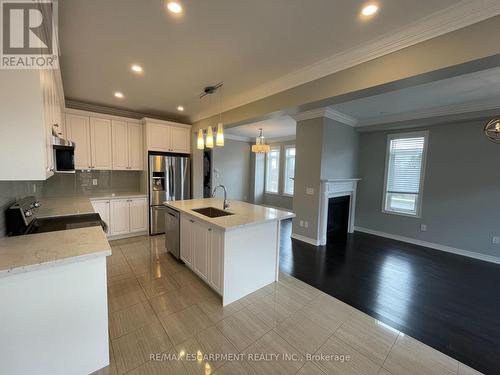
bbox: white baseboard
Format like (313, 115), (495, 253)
(354, 226), (500, 265)
(291, 233), (320, 246)
(107, 231), (148, 241)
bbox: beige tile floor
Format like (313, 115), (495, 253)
(91, 235), (483, 375)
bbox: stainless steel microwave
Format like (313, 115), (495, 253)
(53, 133), (76, 173)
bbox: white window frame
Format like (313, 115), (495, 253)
(283, 145), (296, 197)
(382, 130), (429, 218)
(265, 146), (281, 195)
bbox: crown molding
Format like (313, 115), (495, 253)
(291, 107), (358, 126)
(192, 0), (500, 123)
(356, 97), (500, 127)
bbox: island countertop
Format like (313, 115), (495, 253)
(164, 198), (295, 231)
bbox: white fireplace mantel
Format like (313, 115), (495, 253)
(318, 178), (360, 246)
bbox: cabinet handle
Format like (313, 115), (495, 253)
(189, 219), (194, 223)
(208, 228), (212, 232)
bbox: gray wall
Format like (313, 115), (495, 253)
(321, 119), (359, 179)
(292, 117), (359, 240)
(212, 139), (251, 202)
(250, 153), (265, 205)
(356, 119), (500, 258)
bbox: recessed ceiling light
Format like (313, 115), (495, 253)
(167, 2), (182, 14)
(131, 64), (143, 73)
(177, 106), (184, 111)
(114, 92), (124, 98)
(361, 4), (379, 17)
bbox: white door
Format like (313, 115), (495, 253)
(148, 123), (170, 152)
(127, 123), (143, 170)
(180, 216), (192, 266)
(193, 220), (209, 281)
(129, 198), (147, 233)
(208, 228), (223, 293)
(110, 199), (130, 236)
(66, 114), (91, 169)
(112, 120), (128, 170)
(90, 117), (112, 170)
(91, 200), (110, 235)
(170, 127), (190, 153)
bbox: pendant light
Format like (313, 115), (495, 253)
(197, 128), (204, 150)
(206, 126), (214, 148)
(251, 128), (270, 153)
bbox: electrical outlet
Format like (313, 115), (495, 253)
(304, 221), (309, 228)
(420, 224), (427, 232)
(92, 179), (98, 186)
(493, 236), (500, 245)
(299, 220), (304, 227)
(306, 187), (314, 195)
(32, 183), (37, 193)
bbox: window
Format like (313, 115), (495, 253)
(283, 146), (295, 195)
(383, 131), (428, 217)
(265, 147), (280, 193)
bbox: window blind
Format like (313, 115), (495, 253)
(387, 137), (425, 195)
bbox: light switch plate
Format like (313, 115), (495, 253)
(493, 236), (500, 245)
(92, 179), (98, 186)
(420, 224), (427, 232)
(306, 188), (314, 195)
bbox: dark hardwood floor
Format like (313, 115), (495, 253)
(279, 219), (500, 375)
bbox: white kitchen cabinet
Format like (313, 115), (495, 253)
(129, 198), (148, 233)
(180, 216), (193, 267)
(90, 117), (112, 170)
(128, 123), (144, 170)
(66, 114), (91, 170)
(144, 119), (191, 154)
(110, 200), (130, 236)
(91, 200), (110, 235)
(0, 68), (65, 180)
(112, 121), (144, 170)
(179, 215), (224, 294)
(108, 197), (148, 237)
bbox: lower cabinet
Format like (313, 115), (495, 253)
(91, 197), (147, 238)
(180, 214), (224, 294)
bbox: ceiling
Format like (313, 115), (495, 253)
(332, 66), (500, 127)
(225, 116), (296, 140)
(59, 0), (463, 122)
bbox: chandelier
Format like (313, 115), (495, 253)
(251, 128), (270, 153)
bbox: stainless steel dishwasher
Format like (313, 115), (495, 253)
(165, 207), (180, 259)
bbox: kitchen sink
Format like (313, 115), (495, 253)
(192, 207), (234, 218)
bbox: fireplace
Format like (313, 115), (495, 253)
(327, 195), (350, 240)
(319, 179), (360, 246)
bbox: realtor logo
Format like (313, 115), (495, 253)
(1, 0), (58, 69)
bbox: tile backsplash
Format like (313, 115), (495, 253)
(1, 170), (143, 236)
(43, 170), (143, 197)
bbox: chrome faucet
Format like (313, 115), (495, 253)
(212, 185), (230, 210)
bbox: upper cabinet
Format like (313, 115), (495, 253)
(144, 119), (191, 154)
(112, 121), (143, 170)
(0, 67), (65, 180)
(66, 114), (113, 170)
(66, 110), (145, 171)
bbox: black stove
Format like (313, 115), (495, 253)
(5, 196), (106, 236)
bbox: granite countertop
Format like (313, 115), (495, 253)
(164, 198), (295, 231)
(0, 227), (111, 277)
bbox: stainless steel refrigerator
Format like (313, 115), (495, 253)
(149, 153), (190, 235)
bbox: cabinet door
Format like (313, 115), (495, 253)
(66, 114), (91, 169)
(180, 216), (193, 266)
(90, 117), (112, 170)
(192, 220), (209, 281)
(91, 200), (110, 235)
(129, 198), (148, 233)
(112, 120), (128, 170)
(110, 199), (130, 236)
(127, 123), (144, 170)
(208, 228), (224, 293)
(170, 127), (190, 153)
(147, 123), (170, 152)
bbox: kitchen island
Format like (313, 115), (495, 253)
(164, 198), (294, 305)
